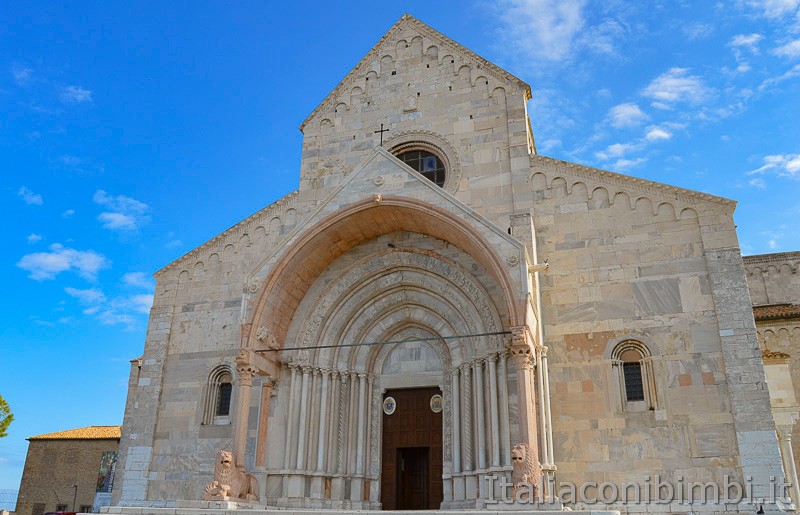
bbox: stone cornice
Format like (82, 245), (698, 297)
(743, 251), (800, 268)
(531, 154), (736, 208)
(299, 13), (531, 132)
(154, 190), (299, 278)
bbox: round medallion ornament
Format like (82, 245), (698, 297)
(507, 255), (520, 267)
(430, 394), (443, 413)
(383, 396), (396, 415)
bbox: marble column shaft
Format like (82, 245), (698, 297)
(316, 369), (330, 472)
(355, 373), (367, 475)
(255, 378), (274, 468)
(488, 354), (501, 468)
(498, 352), (511, 466)
(542, 346), (554, 467)
(284, 365), (298, 469)
(234, 363), (257, 470)
(295, 366), (311, 469)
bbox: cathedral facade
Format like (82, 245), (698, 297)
(111, 15), (789, 513)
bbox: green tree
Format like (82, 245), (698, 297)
(0, 394), (13, 437)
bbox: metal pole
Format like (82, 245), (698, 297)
(71, 484), (77, 512)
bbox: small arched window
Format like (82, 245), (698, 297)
(203, 366), (233, 425)
(397, 149), (446, 187)
(620, 348), (645, 402)
(611, 340), (658, 411)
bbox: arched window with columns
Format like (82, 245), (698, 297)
(609, 339), (659, 411)
(202, 366), (233, 425)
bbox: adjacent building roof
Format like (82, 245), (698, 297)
(28, 425), (121, 441)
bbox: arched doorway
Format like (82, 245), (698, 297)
(248, 199), (529, 509)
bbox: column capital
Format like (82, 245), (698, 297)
(320, 368), (332, 378)
(236, 363), (258, 387)
(509, 325), (535, 369)
(262, 376), (278, 388)
(301, 365), (312, 375)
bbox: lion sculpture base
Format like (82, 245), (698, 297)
(511, 442), (542, 502)
(204, 449), (259, 502)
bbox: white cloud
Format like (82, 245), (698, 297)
(93, 190), (150, 232)
(683, 23), (714, 40)
(62, 209), (75, 218)
(595, 142), (638, 161)
(12, 65), (32, 85)
(539, 139), (562, 153)
(645, 127), (672, 141)
(27, 233), (42, 244)
(60, 85), (93, 104)
(64, 287), (107, 304)
(123, 271), (155, 290)
(749, 178), (767, 189)
(97, 310), (136, 327)
(748, 154), (800, 178)
(642, 68), (713, 109)
(742, 0), (800, 18)
(17, 243), (110, 281)
(129, 294), (154, 314)
(759, 64), (800, 91)
(608, 103), (648, 128)
(774, 39), (800, 58)
(494, 0), (588, 62)
(18, 186), (43, 205)
(612, 157), (646, 171)
(730, 33), (764, 50)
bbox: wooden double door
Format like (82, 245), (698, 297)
(381, 387), (443, 510)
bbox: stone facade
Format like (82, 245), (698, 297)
(15, 427), (120, 515)
(112, 15), (789, 513)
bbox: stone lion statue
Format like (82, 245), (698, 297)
(203, 449), (259, 502)
(511, 442), (542, 501)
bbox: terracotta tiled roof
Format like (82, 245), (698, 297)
(753, 304), (800, 321)
(28, 425), (121, 441)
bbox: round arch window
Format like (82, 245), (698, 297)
(397, 149), (446, 187)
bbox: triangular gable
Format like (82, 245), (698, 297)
(299, 14), (531, 132)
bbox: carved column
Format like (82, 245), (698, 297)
(234, 360), (258, 470)
(488, 353), (501, 468)
(473, 359), (486, 471)
(325, 370), (339, 474)
(451, 367), (461, 474)
(256, 377), (275, 468)
(509, 326), (540, 462)
(461, 363), (474, 471)
(284, 364), (299, 469)
(316, 369), (331, 472)
(295, 366), (312, 470)
(336, 372), (349, 474)
(346, 372), (358, 474)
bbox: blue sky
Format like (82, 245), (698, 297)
(1, 0), (799, 491)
